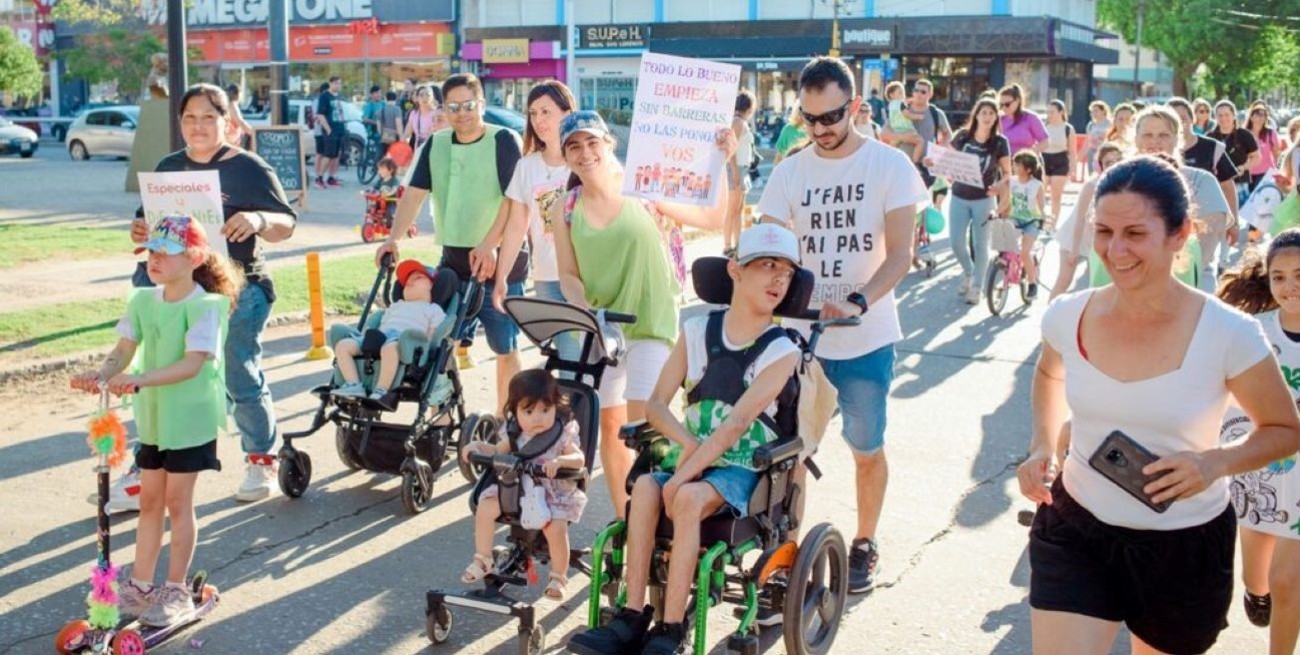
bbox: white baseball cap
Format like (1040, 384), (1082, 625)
(736, 223), (801, 266)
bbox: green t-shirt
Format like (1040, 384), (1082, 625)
(567, 195), (680, 345)
(775, 123), (807, 156)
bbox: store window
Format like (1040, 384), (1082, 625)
(1004, 59), (1051, 111)
(903, 56), (994, 117)
(579, 76), (637, 124)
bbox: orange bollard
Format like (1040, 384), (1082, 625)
(304, 252), (332, 360)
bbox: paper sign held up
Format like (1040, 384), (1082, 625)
(138, 171), (228, 257)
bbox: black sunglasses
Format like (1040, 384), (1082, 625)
(1000, 101), (1014, 108)
(800, 99), (853, 127)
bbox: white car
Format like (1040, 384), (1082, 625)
(66, 106), (140, 160)
(0, 117), (39, 158)
(247, 99), (367, 164)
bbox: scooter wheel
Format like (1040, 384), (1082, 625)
(111, 628), (146, 655)
(523, 624), (544, 655)
(54, 619), (90, 654)
(201, 584), (219, 606)
(427, 605), (452, 644)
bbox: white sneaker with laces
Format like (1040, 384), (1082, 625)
(958, 275), (972, 295)
(118, 578), (156, 617)
(139, 583), (194, 627)
(964, 287), (980, 305)
(236, 456), (277, 502)
(86, 468), (142, 514)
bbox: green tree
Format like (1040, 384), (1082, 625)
(0, 27), (45, 99)
(62, 28), (167, 101)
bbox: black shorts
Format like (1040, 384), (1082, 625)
(136, 441), (222, 474)
(319, 131), (343, 159)
(1029, 480), (1234, 655)
(1043, 151), (1070, 177)
(314, 135), (326, 155)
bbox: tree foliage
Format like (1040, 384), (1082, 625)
(0, 27), (45, 99)
(62, 28), (166, 101)
(52, 0), (163, 27)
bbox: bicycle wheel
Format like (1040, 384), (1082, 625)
(357, 140), (379, 185)
(985, 260), (1009, 316)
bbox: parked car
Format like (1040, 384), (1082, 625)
(0, 117), (39, 158)
(246, 100), (367, 164)
(66, 106), (140, 160)
(484, 106), (526, 134)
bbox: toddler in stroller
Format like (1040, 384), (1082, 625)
(460, 369), (587, 600)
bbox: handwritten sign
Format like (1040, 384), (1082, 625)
(925, 142), (984, 187)
(137, 171), (228, 257)
(623, 53), (740, 207)
(252, 127), (308, 209)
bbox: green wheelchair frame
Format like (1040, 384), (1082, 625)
(584, 423), (849, 655)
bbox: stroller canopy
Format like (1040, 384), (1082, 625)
(503, 297), (610, 363)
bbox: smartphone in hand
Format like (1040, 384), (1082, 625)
(1088, 431), (1172, 514)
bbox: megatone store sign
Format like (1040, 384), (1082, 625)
(184, 0), (454, 27)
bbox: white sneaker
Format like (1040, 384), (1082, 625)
(235, 456), (277, 502)
(139, 583), (194, 627)
(958, 275), (972, 295)
(117, 578), (156, 617)
(86, 468), (141, 514)
(964, 287), (980, 305)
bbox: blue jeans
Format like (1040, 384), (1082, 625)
(820, 344), (897, 455)
(949, 195), (995, 285)
(533, 280), (580, 369)
(227, 284), (278, 455)
(458, 280), (524, 355)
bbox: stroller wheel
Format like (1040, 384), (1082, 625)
(335, 426), (362, 471)
(457, 414), (500, 484)
(401, 470), (430, 514)
(522, 624), (544, 655)
(427, 605), (452, 644)
(278, 450), (312, 498)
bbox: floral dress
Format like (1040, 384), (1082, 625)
(479, 419), (588, 524)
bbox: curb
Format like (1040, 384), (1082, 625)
(0, 310), (328, 389)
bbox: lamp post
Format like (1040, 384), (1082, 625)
(269, 0), (288, 126)
(166, 0), (186, 150)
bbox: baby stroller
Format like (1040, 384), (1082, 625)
(361, 186), (417, 243)
(578, 256), (858, 655)
(425, 297), (632, 655)
(277, 254), (497, 514)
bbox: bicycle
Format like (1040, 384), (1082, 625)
(356, 131), (384, 185)
(984, 215), (1049, 316)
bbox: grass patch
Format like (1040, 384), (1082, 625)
(0, 223), (128, 269)
(0, 247), (441, 361)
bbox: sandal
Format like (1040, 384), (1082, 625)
(544, 571), (568, 600)
(461, 553), (494, 584)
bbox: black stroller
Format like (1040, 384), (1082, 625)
(277, 255), (501, 514)
(425, 296), (632, 655)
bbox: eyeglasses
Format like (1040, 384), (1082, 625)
(1195, 108), (1209, 114)
(1000, 101), (1014, 109)
(800, 99), (853, 127)
(445, 100), (481, 114)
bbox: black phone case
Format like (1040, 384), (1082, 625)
(1087, 431), (1172, 514)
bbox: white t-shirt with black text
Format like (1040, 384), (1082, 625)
(505, 152), (569, 282)
(757, 139), (928, 360)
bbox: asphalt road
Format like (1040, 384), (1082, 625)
(0, 149), (1270, 654)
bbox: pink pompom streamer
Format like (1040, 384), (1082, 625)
(90, 564), (119, 604)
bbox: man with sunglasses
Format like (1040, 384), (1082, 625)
(881, 78), (951, 187)
(757, 56), (928, 594)
(376, 73), (527, 414)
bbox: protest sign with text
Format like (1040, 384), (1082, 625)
(623, 53), (741, 206)
(138, 171), (228, 257)
(925, 142), (983, 187)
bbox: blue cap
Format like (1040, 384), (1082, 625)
(134, 215), (208, 255)
(560, 110), (610, 147)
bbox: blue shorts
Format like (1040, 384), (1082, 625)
(652, 466), (760, 517)
(458, 280), (524, 355)
(820, 344), (896, 455)
(1014, 218), (1042, 240)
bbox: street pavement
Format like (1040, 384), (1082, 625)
(0, 150), (1270, 654)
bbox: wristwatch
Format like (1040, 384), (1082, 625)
(846, 292), (868, 316)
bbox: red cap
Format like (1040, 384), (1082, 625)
(395, 259), (432, 287)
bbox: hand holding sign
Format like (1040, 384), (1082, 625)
(137, 171), (228, 257)
(924, 142), (983, 188)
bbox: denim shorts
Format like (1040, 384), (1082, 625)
(459, 280), (524, 355)
(819, 344), (896, 455)
(652, 465), (760, 517)
(1014, 218), (1042, 240)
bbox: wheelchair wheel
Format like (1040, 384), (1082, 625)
(401, 469), (430, 514)
(985, 261), (1009, 316)
(457, 413), (500, 483)
(427, 605), (452, 644)
(335, 426), (361, 471)
(783, 523), (847, 655)
(277, 448), (312, 498)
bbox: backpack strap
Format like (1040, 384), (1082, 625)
(562, 185), (582, 226)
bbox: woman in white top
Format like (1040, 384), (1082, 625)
(1041, 100), (1077, 226)
(725, 90), (757, 257)
(1017, 155), (1300, 655)
(492, 81), (577, 362)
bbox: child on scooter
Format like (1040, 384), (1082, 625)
(332, 259), (445, 407)
(459, 369), (586, 600)
(70, 216), (242, 627)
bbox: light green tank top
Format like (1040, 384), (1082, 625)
(126, 288), (229, 450)
(568, 194), (680, 345)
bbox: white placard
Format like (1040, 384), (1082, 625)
(622, 53), (741, 207)
(138, 171), (227, 257)
(925, 142), (984, 188)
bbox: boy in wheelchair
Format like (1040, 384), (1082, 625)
(333, 259), (445, 406)
(569, 224), (804, 655)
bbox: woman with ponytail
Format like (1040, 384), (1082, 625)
(1217, 228), (1300, 655)
(72, 216), (242, 627)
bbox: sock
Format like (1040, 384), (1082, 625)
(854, 538), (875, 553)
(165, 580), (187, 590)
(130, 577), (154, 591)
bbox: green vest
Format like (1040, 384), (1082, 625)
(428, 125), (508, 248)
(568, 196), (680, 345)
(126, 288), (229, 450)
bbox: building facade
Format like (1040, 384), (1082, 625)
(460, 0), (1119, 130)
